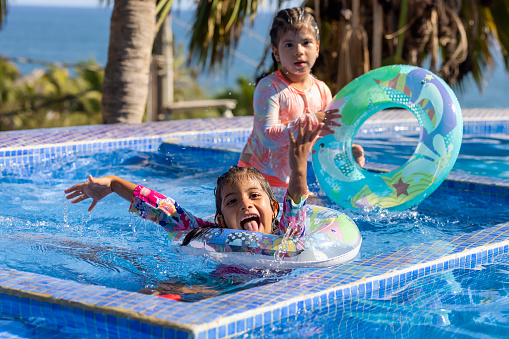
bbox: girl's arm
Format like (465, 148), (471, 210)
(65, 175), (135, 212)
(278, 116), (323, 237)
(65, 175), (212, 231)
(253, 79), (341, 147)
(287, 116), (322, 203)
(252, 80), (293, 148)
(129, 185), (213, 231)
(253, 79), (318, 149)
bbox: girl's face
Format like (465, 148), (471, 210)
(217, 174), (276, 234)
(271, 27), (319, 80)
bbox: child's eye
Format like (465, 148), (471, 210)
(226, 199), (237, 205)
(284, 42), (293, 48)
(250, 193), (261, 199)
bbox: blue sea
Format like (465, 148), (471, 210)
(1, 4), (508, 106)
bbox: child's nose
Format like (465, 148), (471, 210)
(240, 198), (253, 210)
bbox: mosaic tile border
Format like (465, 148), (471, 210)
(1, 108), (507, 151)
(1, 223), (508, 338)
(0, 109), (508, 338)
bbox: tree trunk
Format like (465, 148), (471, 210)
(102, 0), (155, 124)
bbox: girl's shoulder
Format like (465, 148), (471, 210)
(254, 71), (287, 96)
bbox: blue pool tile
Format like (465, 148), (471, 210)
(263, 311), (271, 324)
(226, 322), (235, 336)
(207, 327), (216, 339)
(288, 302), (296, 315)
(161, 328), (176, 339)
(273, 308), (281, 321)
(280, 306), (289, 318)
(255, 314), (263, 327)
(176, 330), (189, 339)
(234, 320), (245, 333)
(217, 325), (226, 338)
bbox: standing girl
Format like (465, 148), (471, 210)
(239, 7), (364, 190)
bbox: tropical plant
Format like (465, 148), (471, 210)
(187, 0), (509, 95)
(2, 0), (509, 124)
(0, 0), (6, 28)
(214, 77), (256, 117)
(0, 59), (103, 131)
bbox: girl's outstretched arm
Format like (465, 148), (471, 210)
(287, 115), (323, 203)
(66, 176), (212, 231)
(65, 175), (137, 212)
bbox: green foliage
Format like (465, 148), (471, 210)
(214, 76), (255, 117)
(169, 76), (256, 120)
(188, 0), (261, 72)
(172, 45), (206, 102)
(0, 59), (103, 131)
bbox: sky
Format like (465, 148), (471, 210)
(10, 0), (303, 10)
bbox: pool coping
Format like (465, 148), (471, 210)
(0, 108), (508, 338)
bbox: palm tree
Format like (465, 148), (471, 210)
(0, 0), (6, 28)
(2, 1), (509, 124)
(101, 0), (155, 123)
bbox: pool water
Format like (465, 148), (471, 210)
(0, 147), (298, 301)
(0, 135), (508, 338)
(1, 143), (508, 302)
(354, 133), (509, 179)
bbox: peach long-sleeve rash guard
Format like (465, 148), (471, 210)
(240, 70), (332, 186)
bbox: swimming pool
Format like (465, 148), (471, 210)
(1, 143), (507, 295)
(0, 109), (508, 338)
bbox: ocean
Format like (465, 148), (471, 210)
(1, 4), (508, 107)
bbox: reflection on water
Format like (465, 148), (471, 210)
(353, 133), (509, 178)
(0, 147), (508, 302)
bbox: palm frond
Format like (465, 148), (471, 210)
(489, 0), (509, 69)
(155, 0), (174, 34)
(188, 0), (261, 73)
(0, 0), (8, 29)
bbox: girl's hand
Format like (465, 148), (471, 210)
(65, 174), (114, 212)
(287, 115), (322, 203)
(288, 116), (322, 172)
(314, 108), (341, 136)
(352, 144), (365, 167)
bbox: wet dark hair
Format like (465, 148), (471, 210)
(270, 7), (320, 71)
(181, 166), (280, 246)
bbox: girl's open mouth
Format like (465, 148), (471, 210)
(240, 214), (261, 232)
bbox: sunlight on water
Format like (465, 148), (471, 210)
(0, 146), (508, 307)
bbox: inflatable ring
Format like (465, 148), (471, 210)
(312, 65), (463, 211)
(168, 204), (362, 268)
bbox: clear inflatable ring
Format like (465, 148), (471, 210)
(312, 65), (463, 211)
(170, 204), (362, 268)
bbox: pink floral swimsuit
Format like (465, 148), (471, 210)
(239, 70), (332, 185)
(128, 185), (310, 238)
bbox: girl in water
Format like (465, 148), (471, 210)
(65, 116), (321, 244)
(238, 7), (364, 190)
